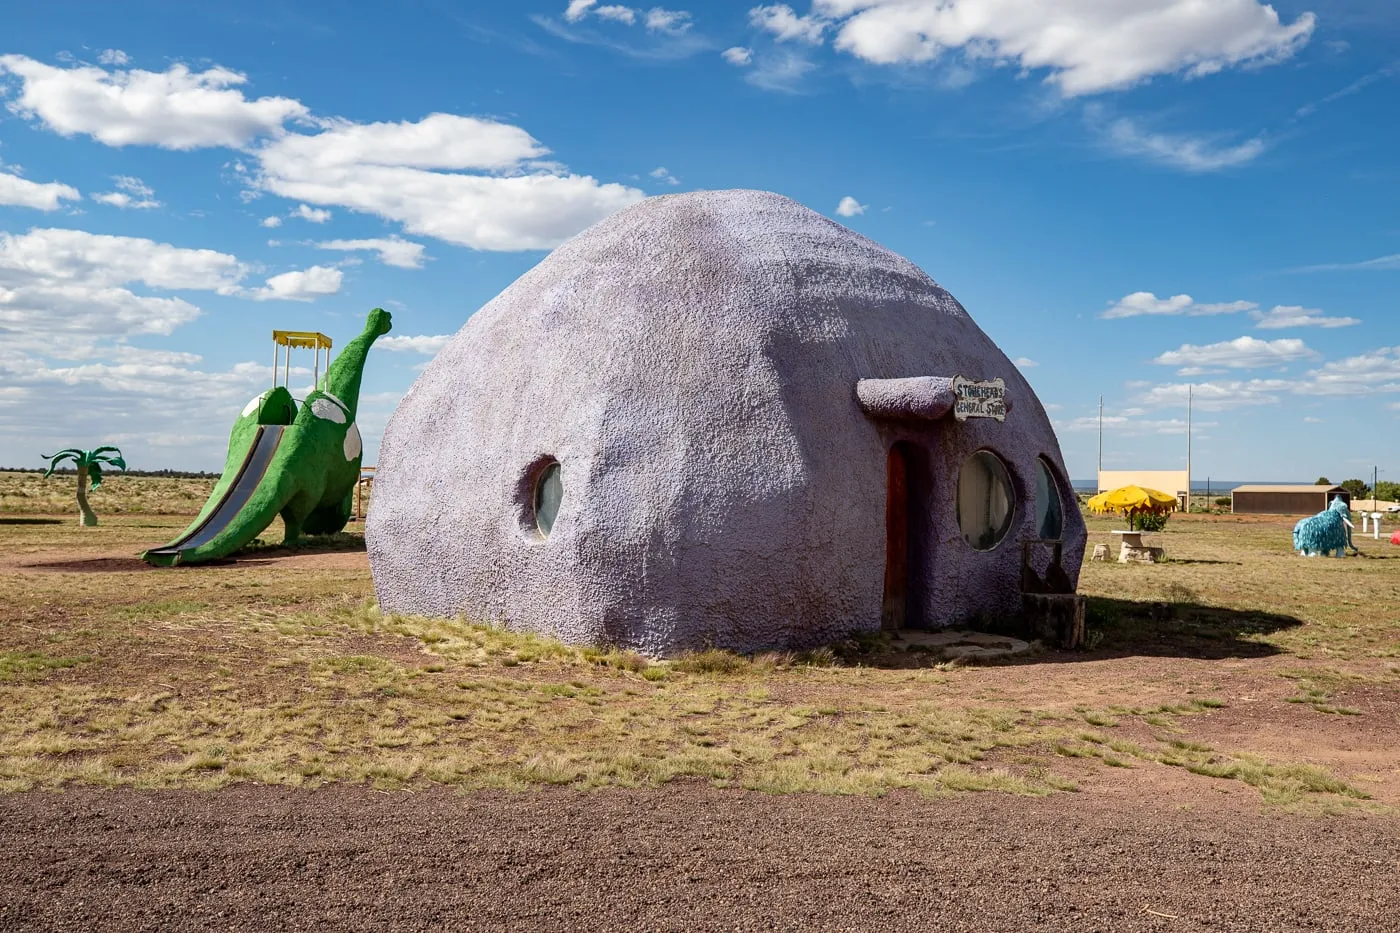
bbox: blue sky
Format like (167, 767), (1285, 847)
(1, 0), (1396, 483)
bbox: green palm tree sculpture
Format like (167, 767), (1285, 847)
(42, 446), (126, 527)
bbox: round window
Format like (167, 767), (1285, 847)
(957, 450), (1015, 550)
(534, 461), (563, 536)
(1035, 458), (1063, 540)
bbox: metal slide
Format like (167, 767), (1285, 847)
(142, 426), (286, 565)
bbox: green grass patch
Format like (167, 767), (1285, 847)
(0, 650), (94, 682)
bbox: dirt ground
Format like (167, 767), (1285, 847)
(2, 508), (1398, 930)
(3, 784), (1398, 932)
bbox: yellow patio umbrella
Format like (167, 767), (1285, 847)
(1086, 485), (1178, 529)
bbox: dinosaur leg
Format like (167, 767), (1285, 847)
(281, 514), (304, 546)
(280, 497), (312, 545)
(304, 490), (353, 536)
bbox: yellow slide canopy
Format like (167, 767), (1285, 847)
(273, 330), (333, 350)
(271, 330), (333, 390)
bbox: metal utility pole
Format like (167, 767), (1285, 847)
(1097, 395), (1103, 490)
(1188, 385), (1195, 512)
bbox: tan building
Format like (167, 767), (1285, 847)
(1231, 484), (1349, 515)
(1097, 470), (1189, 509)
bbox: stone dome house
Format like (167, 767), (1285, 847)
(367, 189), (1085, 655)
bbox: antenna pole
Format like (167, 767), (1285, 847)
(1186, 384), (1193, 513)
(1097, 395), (1103, 490)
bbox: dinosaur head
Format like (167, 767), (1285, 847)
(364, 307), (393, 340)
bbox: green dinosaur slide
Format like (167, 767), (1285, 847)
(142, 308), (392, 567)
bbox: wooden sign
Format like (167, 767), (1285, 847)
(952, 376), (1007, 422)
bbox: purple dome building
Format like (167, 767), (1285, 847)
(368, 190), (1084, 655)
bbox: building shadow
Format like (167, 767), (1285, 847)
(829, 595), (1303, 669)
(1070, 596), (1301, 660)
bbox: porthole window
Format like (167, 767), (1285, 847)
(533, 461), (563, 536)
(957, 450), (1015, 551)
(1035, 457), (1064, 540)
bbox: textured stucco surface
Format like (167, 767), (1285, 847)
(856, 377), (958, 421)
(367, 189), (1085, 655)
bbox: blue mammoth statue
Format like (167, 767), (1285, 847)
(1293, 498), (1355, 558)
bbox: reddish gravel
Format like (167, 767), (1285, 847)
(2, 785), (1397, 932)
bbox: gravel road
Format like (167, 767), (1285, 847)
(3, 785), (1397, 931)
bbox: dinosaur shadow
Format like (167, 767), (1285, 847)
(234, 531), (366, 558)
(0, 518), (62, 525)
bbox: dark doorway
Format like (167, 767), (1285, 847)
(883, 441), (929, 631)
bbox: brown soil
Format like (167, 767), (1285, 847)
(2, 784), (1397, 932)
(5, 547), (369, 573)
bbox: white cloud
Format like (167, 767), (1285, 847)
(260, 215), (283, 228)
(1104, 293), (1362, 331)
(0, 227), (247, 363)
(259, 112), (546, 173)
(835, 195), (866, 217)
(316, 236), (427, 269)
(378, 334), (451, 354)
(291, 203), (332, 223)
(1101, 291), (1257, 319)
(0, 351), (296, 470)
(91, 192), (150, 209)
(1303, 416), (1322, 423)
(596, 5), (638, 23)
(251, 113), (644, 251)
(1096, 110), (1267, 172)
(649, 166), (680, 185)
(645, 8), (693, 33)
(723, 46), (754, 65)
(1293, 253), (1400, 273)
(5, 53), (643, 255)
(1138, 379), (1290, 411)
(743, 50), (817, 92)
(91, 175), (160, 210)
(1300, 347), (1400, 397)
(803, 0), (1314, 96)
(1013, 357), (1038, 369)
(1152, 336), (1317, 373)
(0, 227), (244, 295)
(751, 4), (827, 44)
(0, 171), (81, 211)
(561, 2), (691, 33)
(1064, 413), (1203, 437)
(565, 0), (597, 21)
(96, 49), (130, 66)
(1138, 349), (1400, 413)
(0, 54), (309, 149)
(1251, 305), (1360, 329)
(250, 265), (343, 301)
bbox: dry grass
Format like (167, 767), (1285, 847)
(0, 499), (1395, 812)
(1, 471), (217, 517)
(1077, 512), (1400, 662)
